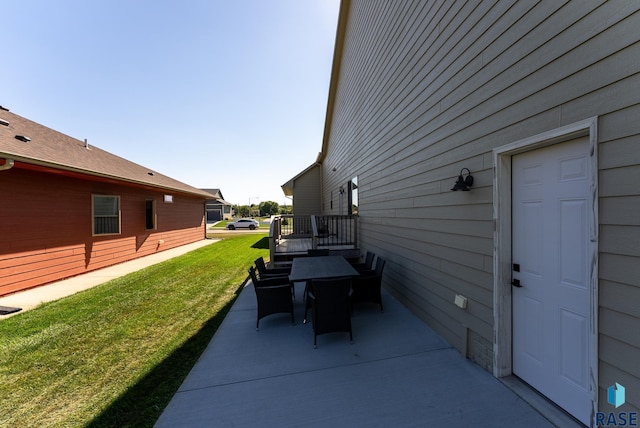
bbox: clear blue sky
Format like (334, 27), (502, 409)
(2, 0), (340, 206)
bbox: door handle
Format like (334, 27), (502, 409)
(511, 279), (522, 288)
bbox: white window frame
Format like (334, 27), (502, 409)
(92, 194), (121, 236)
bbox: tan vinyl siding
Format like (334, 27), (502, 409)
(323, 0), (640, 409)
(292, 164), (321, 216)
(599, 127), (640, 411)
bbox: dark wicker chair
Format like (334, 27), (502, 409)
(308, 276), (353, 348)
(248, 267), (294, 330)
(351, 256), (385, 312)
(350, 251), (375, 271)
(254, 257), (294, 299)
(254, 257), (291, 276)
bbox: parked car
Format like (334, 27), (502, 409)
(226, 218), (260, 230)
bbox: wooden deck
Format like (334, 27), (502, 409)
(274, 238), (357, 254)
(269, 215), (360, 266)
(274, 238), (312, 254)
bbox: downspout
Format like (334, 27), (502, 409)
(0, 159), (15, 171)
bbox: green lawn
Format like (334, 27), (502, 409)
(0, 234), (269, 427)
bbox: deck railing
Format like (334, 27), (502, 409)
(270, 215), (312, 239)
(269, 214), (358, 262)
(311, 215), (358, 248)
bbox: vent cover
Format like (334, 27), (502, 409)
(15, 135), (31, 142)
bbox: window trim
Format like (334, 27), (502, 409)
(92, 194), (121, 236)
(348, 176), (358, 215)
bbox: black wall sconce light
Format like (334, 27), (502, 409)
(451, 168), (474, 191)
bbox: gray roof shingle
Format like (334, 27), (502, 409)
(0, 109), (212, 198)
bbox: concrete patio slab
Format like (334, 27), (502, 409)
(155, 282), (559, 427)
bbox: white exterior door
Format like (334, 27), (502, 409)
(512, 137), (591, 425)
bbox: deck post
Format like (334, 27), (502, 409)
(311, 215), (318, 249)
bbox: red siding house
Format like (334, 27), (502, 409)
(0, 108), (213, 296)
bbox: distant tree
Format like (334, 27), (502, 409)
(233, 205), (250, 218)
(279, 204), (293, 215)
(259, 201), (280, 216)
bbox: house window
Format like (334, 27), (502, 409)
(92, 195), (120, 235)
(348, 176), (358, 215)
(145, 199), (156, 230)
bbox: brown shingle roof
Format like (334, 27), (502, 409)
(0, 109), (212, 198)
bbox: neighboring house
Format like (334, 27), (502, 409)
(201, 188), (233, 222)
(0, 108), (214, 296)
(284, 1), (640, 425)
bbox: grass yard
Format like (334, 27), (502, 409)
(0, 234), (269, 427)
(209, 220), (230, 228)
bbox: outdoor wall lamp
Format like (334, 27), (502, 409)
(451, 168), (474, 191)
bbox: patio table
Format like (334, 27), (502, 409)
(288, 255), (360, 282)
(289, 255), (360, 324)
